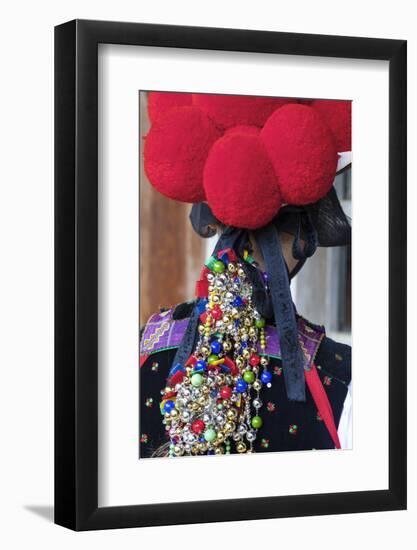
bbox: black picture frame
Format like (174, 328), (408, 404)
(55, 19), (407, 531)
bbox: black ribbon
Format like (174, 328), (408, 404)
(254, 225), (306, 402)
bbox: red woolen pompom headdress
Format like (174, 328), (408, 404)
(144, 92), (351, 230)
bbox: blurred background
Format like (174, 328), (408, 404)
(139, 92), (351, 345)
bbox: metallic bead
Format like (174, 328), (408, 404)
(228, 263), (236, 273)
(236, 357), (244, 368)
(253, 380), (262, 391)
(246, 430), (257, 442)
(223, 341), (232, 352)
(236, 441), (247, 453)
(242, 348), (250, 359)
(238, 424), (247, 435)
(216, 413), (226, 424)
(260, 356), (268, 366)
(226, 408), (237, 420)
(224, 421), (236, 433)
(215, 447), (224, 455)
(253, 398), (263, 409)
(216, 431), (225, 443)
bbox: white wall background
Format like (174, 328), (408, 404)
(0, 1), (415, 548)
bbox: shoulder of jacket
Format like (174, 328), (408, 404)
(139, 301), (196, 355)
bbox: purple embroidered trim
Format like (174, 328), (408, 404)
(140, 310), (325, 370)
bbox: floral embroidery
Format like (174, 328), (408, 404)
(289, 424), (298, 435)
(145, 397), (154, 408)
(140, 434), (149, 443)
(267, 401), (276, 412)
(323, 376), (332, 386)
(151, 361), (159, 372)
(261, 438), (269, 448)
(273, 366), (283, 376)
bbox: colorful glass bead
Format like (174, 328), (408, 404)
(289, 424), (298, 435)
(213, 260), (225, 273)
(163, 400), (175, 414)
(235, 379), (248, 393)
(191, 419), (206, 434)
(243, 370), (255, 384)
(220, 385), (232, 399)
(261, 371), (272, 384)
(251, 415), (263, 429)
(232, 296), (243, 307)
(249, 354), (260, 367)
(207, 354), (219, 365)
(255, 318), (266, 328)
(194, 360), (207, 372)
(210, 341), (222, 354)
(204, 428), (217, 442)
(211, 305), (223, 320)
(191, 373), (203, 387)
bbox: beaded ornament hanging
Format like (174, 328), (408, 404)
(160, 248), (272, 456)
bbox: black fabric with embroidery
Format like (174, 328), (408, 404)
(139, 307), (351, 458)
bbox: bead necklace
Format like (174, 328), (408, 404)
(160, 248), (272, 457)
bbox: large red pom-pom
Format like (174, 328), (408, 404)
(261, 104), (338, 205)
(147, 92), (192, 124)
(204, 130), (282, 229)
(193, 94), (297, 130)
(311, 99), (351, 151)
(144, 106), (221, 203)
(224, 125), (260, 137)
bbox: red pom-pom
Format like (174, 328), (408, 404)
(193, 93), (297, 130)
(225, 125), (260, 137)
(147, 91), (192, 123)
(144, 106), (221, 203)
(311, 99), (351, 151)
(204, 130), (281, 229)
(261, 104), (338, 205)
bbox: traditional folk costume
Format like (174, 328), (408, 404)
(140, 93), (352, 458)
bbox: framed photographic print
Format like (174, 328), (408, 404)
(55, 19), (407, 530)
